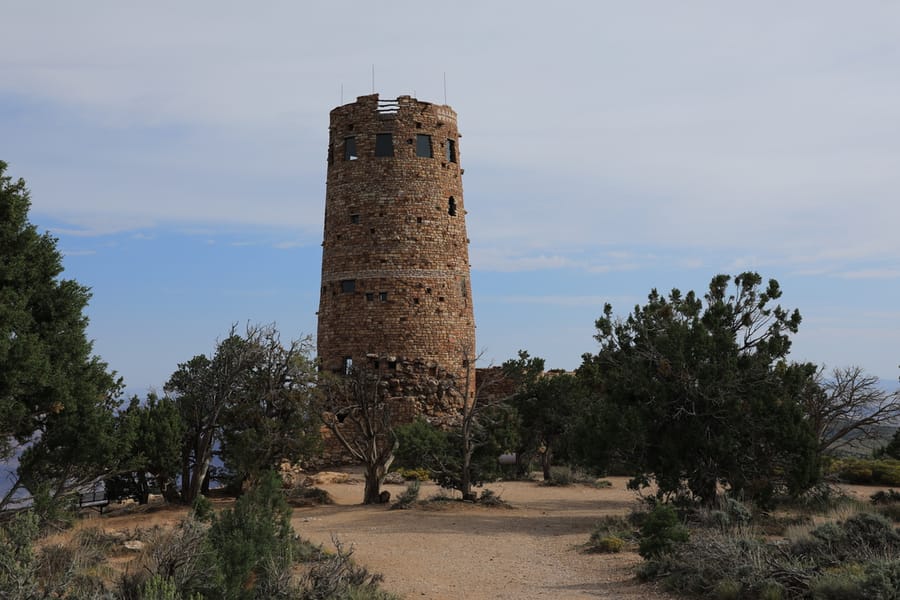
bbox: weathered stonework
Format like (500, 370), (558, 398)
(317, 94), (476, 403)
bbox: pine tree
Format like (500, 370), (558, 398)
(0, 161), (123, 511)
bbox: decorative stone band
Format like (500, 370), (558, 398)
(322, 268), (466, 282)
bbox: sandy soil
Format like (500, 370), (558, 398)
(290, 472), (674, 600)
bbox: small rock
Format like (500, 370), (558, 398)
(123, 540), (144, 552)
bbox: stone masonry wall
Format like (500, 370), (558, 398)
(317, 94), (476, 402)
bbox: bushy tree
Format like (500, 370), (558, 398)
(218, 329), (320, 490)
(0, 161), (123, 511)
(511, 371), (585, 480)
(166, 324), (319, 502)
(110, 393), (184, 504)
(577, 273), (820, 505)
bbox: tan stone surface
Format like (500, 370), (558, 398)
(317, 94), (475, 395)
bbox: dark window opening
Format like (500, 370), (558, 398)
(416, 216), (422, 223)
(379, 292), (388, 302)
(375, 133), (394, 157)
(416, 134), (433, 158)
(365, 292), (374, 301)
(438, 296), (445, 302)
(350, 214), (360, 224)
(370, 228), (376, 234)
(342, 357), (353, 375)
(425, 287), (432, 294)
(387, 360), (397, 370)
(344, 136), (358, 160)
(448, 197), (457, 216)
(429, 366), (437, 376)
(341, 280), (356, 293)
(413, 298), (419, 305)
(321, 285), (326, 295)
(446, 139), (457, 163)
(370, 358), (380, 370)
(461, 277), (467, 298)
(462, 359), (469, 368)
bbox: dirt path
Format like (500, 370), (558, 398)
(292, 474), (674, 600)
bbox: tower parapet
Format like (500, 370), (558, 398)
(317, 94), (475, 396)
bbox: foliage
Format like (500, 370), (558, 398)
(390, 480), (420, 510)
(509, 369), (586, 481)
(883, 427), (900, 460)
(166, 324), (319, 502)
(828, 457), (900, 486)
(577, 272), (821, 506)
(0, 511), (39, 597)
(391, 467), (431, 481)
(393, 410), (514, 499)
(638, 503), (689, 559)
(641, 509), (900, 599)
(206, 470), (295, 597)
(301, 537), (398, 600)
(0, 161), (124, 511)
(586, 515), (636, 553)
(110, 393), (185, 504)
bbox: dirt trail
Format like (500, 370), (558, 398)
(292, 474), (674, 600)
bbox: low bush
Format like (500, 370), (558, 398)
(870, 488), (900, 505)
(392, 467), (430, 482)
(638, 504), (689, 559)
(586, 515), (637, 553)
(540, 466), (574, 486)
(641, 510), (900, 599)
(390, 480), (420, 510)
(829, 458), (900, 486)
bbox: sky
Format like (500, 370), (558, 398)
(1, 1), (899, 395)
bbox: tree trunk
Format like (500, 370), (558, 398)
(541, 447), (553, 481)
(363, 463), (384, 504)
(136, 471), (150, 505)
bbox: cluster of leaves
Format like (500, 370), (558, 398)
(574, 273), (822, 506)
(639, 509), (900, 599)
(1, 161), (125, 514)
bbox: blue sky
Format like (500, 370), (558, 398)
(2, 1), (899, 395)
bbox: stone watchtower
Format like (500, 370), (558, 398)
(317, 94), (475, 398)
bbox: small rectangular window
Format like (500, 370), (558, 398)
(416, 134), (433, 158)
(365, 292), (374, 301)
(341, 280), (356, 293)
(446, 139), (457, 163)
(379, 291), (388, 302)
(344, 137), (358, 160)
(350, 214), (360, 224)
(375, 133), (394, 157)
(343, 357), (353, 374)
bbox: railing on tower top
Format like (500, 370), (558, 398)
(376, 99), (400, 115)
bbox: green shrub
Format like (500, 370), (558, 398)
(809, 560), (900, 600)
(638, 504), (689, 559)
(713, 578), (741, 600)
(831, 458), (900, 486)
(589, 535), (624, 553)
(870, 488), (900, 505)
(540, 466), (574, 486)
(191, 494), (214, 521)
(392, 467), (430, 481)
(478, 488), (508, 507)
(586, 515), (637, 553)
(390, 480), (420, 510)
(301, 537), (398, 600)
(206, 470), (295, 597)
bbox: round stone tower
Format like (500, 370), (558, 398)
(317, 93), (475, 396)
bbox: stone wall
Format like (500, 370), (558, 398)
(317, 94), (476, 401)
